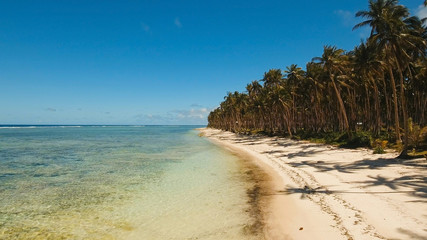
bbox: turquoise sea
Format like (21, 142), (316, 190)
(0, 126), (261, 239)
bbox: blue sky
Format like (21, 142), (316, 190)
(0, 0), (425, 125)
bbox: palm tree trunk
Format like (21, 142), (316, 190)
(387, 66), (401, 143)
(365, 84), (371, 130)
(380, 72), (391, 130)
(370, 76), (381, 136)
(331, 76), (351, 136)
(395, 61), (409, 158)
(279, 99), (293, 137)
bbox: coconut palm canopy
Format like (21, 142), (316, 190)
(208, 0), (427, 157)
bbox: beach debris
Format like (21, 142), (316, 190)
(299, 227), (303, 230)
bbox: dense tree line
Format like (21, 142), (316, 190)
(208, 0), (427, 157)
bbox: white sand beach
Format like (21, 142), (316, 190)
(200, 128), (427, 240)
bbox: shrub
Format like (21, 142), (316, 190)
(373, 139), (387, 154)
(407, 118), (427, 148)
(340, 131), (372, 148)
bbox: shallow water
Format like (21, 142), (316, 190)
(0, 126), (260, 239)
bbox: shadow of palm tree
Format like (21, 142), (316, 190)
(275, 172), (427, 200)
(288, 160), (356, 173)
(353, 175), (427, 198)
(208, 130), (427, 200)
(275, 184), (424, 200)
(289, 157), (426, 174)
(397, 228), (427, 240)
(281, 149), (325, 159)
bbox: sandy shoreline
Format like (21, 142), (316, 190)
(199, 128), (427, 240)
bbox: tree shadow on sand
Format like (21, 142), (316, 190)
(275, 183), (425, 200)
(397, 228), (427, 240)
(286, 156), (427, 200)
(289, 157), (426, 174)
(230, 135), (266, 145)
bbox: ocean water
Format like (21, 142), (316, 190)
(0, 126), (261, 239)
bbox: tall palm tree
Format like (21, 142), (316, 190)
(306, 61), (327, 131)
(353, 41), (384, 135)
(412, 59), (427, 125)
(354, 0), (400, 37)
(246, 81), (264, 129)
(284, 64), (305, 86)
(354, 0), (403, 143)
(207, 0), (426, 156)
(262, 69), (283, 88)
(355, 0), (426, 157)
(313, 46), (351, 135)
(284, 64), (305, 132)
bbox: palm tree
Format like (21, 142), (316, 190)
(354, 0), (426, 157)
(354, 0), (399, 37)
(354, 0), (403, 143)
(262, 69), (283, 88)
(306, 61), (327, 132)
(313, 46), (351, 135)
(284, 64), (305, 132)
(207, 0), (426, 156)
(284, 64), (305, 87)
(353, 41), (384, 135)
(412, 59), (427, 125)
(246, 81), (264, 129)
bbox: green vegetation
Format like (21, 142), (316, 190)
(208, 0), (427, 158)
(373, 139), (388, 154)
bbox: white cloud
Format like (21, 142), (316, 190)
(133, 107), (210, 125)
(134, 113), (170, 123)
(174, 17), (182, 28)
(416, 5), (427, 20)
(173, 108), (209, 120)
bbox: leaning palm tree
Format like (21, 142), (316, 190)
(313, 46), (351, 135)
(353, 0), (402, 143)
(354, 0), (427, 157)
(306, 61), (327, 131)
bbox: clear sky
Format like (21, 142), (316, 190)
(0, 0), (425, 125)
